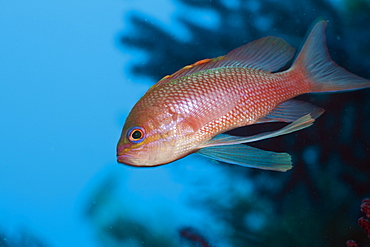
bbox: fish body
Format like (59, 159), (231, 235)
(117, 20), (370, 171)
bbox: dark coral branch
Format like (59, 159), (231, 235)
(359, 198), (370, 239)
(358, 217), (370, 239)
(361, 199), (370, 219)
(179, 227), (212, 247)
(346, 239), (360, 247)
(347, 198), (370, 246)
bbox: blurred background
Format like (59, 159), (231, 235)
(1, 0), (370, 246)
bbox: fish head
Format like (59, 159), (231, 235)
(117, 106), (194, 167)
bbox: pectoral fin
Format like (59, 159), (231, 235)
(257, 99), (324, 123)
(201, 114), (316, 148)
(197, 144), (292, 172)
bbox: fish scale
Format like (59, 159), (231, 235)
(117, 20), (370, 170)
(193, 68), (309, 143)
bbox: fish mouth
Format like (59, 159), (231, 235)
(116, 142), (137, 165)
(117, 154), (149, 167)
(117, 154), (135, 166)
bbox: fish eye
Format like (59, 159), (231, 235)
(127, 127), (145, 143)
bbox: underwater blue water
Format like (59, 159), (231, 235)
(0, 1), (183, 246)
(1, 0), (369, 246)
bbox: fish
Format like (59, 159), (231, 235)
(117, 20), (370, 172)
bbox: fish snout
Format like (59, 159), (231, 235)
(116, 140), (171, 167)
(117, 153), (135, 166)
(117, 142), (130, 156)
(116, 143), (147, 167)
(116, 143), (134, 164)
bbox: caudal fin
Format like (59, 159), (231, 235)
(291, 20), (370, 93)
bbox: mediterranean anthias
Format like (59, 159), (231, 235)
(117, 20), (370, 172)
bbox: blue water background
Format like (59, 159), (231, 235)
(1, 0), (369, 246)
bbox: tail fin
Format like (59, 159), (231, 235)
(291, 20), (370, 93)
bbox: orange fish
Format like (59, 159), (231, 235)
(117, 20), (370, 171)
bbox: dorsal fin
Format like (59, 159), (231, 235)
(223, 36), (295, 72)
(152, 36), (296, 89)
